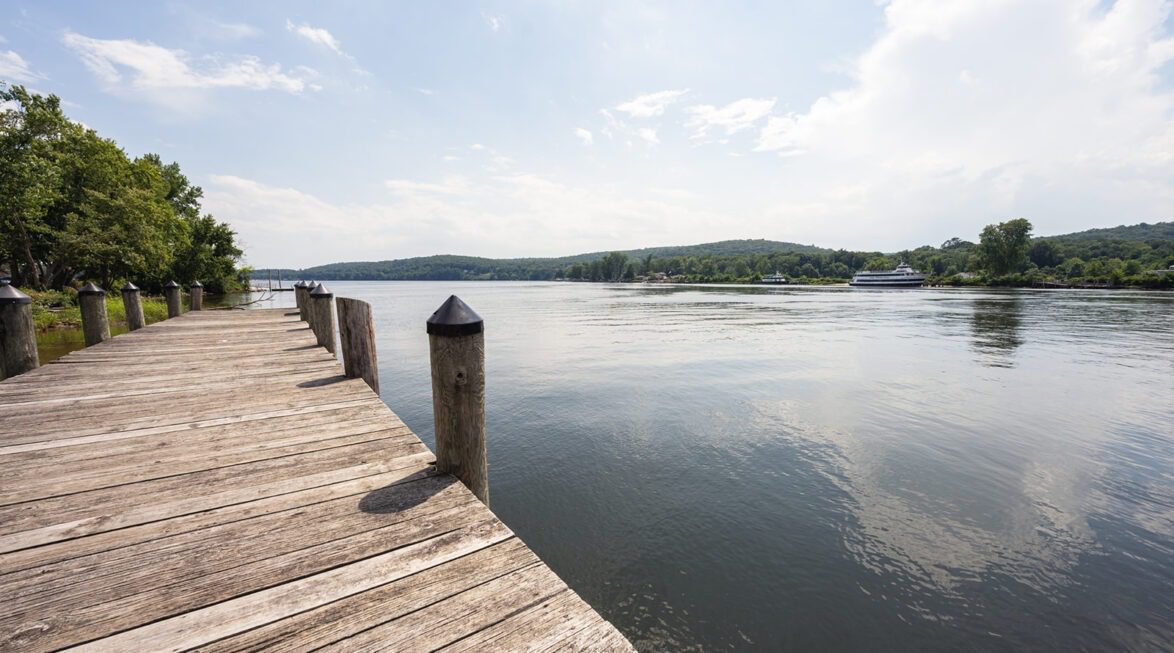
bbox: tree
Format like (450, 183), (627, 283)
(1061, 257), (1085, 278)
(599, 252), (628, 281)
(0, 85), (74, 289)
(1028, 239), (1061, 268)
(0, 85), (246, 292)
(977, 218), (1033, 275)
(864, 256), (894, 271)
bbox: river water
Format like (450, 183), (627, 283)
(39, 282), (1174, 651)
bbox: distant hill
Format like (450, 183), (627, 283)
(265, 239), (830, 281)
(253, 223), (1171, 282)
(1040, 222), (1174, 243)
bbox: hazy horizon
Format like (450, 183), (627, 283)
(4, 1), (1172, 268)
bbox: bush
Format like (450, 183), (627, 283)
(22, 287), (172, 330)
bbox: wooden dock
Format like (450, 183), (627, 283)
(0, 308), (633, 652)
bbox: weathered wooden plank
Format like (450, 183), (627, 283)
(434, 590), (608, 653)
(0, 307), (632, 652)
(1, 453), (435, 569)
(0, 439), (420, 539)
(0, 367), (353, 408)
(0, 382), (377, 443)
(66, 519), (514, 653)
(4, 407), (397, 471)
(196, 538), (539, 653)
(1, 427), (416, 506)
(319, 562), (568, 652)
(7, 503), (499, 652)
(0, 399), (393, 456)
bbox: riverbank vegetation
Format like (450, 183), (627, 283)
(267, 221), (1173, 288)
(0, 85), (249, 294)
(26, 289), (169, 330)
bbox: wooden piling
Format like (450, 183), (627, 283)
(0, 281), (38, 380)
(164, 280), (182, 318)
(190, 281), (204, 311)
(337, 297), (379, 393)
(78, 282), (111, 347)
(121, 282), (146, 331)
(305, 281), (321, 331)
(427, 295), (488, 505)
(294, 281), (310, 322)
(309, 283), (336, 354)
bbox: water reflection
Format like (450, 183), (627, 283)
(969, 296), (1024, 367)
(25, 281), (1173, 650)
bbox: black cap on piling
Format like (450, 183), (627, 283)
(121, 282), (139, 292)
(78, 282), (105, 296)
(0, 282), (32, 305)
(294, 280), (307, 289)
(310, 284), (333, 299)
(191, 280), (203, 288)
(427, 295), (484, 337)
(164, 280), (180, 289)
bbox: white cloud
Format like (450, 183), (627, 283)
(685, 97), (776, 139)
(205, 172), (731, 267)
(62, 31), (310, 110)
(615, 89), (688, 118)
(285, 20), (343, 55)
(574, 127), (594, 145)
(748, 0), (1174, 245)
(483, 13), (504, 32)
(417, 87), (435, 95)
(637, 127), (659, 145)
(0, 50), (38, 82)
(470, 143), (485, 150)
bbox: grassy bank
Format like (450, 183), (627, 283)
(26, 289), (171, 331)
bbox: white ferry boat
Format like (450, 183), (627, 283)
(756, 271), (788, 284)
(850, 263), (926, 287)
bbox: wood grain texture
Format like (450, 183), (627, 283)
(337, 297), (380, 393)
(0, 301), (38, 381)
(429, 331), (489, 505)
(120, 288), (146, 331)
(296, 286), (310, 322)
(311, 295), (337, 354)
(0, 307), (631, 652)
(190, 285), (204, 311)
(78, 292), (109, 347)
(165, 285), (183, 318)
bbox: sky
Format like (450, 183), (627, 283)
(2, 0), (1172, 268)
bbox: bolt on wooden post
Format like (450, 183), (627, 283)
(164, 280), (182, 318)
(294, 280), (310, 322)
(190, 281), (204, 311)
(121, 282), (146, 331)
(427, 295), (488, 505)
(309, 283), (337, 354)
(337, 297), (379, 393)
(78, 282), (110, 347)
(0, 281), (38, 380)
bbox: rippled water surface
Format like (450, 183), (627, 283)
(67, 283), (1174, 651)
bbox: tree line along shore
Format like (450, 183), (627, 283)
(266, 220), (1173, 289)
(1, 85), (249, 330)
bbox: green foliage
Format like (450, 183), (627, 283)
(977, 218), (1033, 275)
(263, 220), (1172, 289)
(0, 85), (246, 293)
(24, 287), (169, 330)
